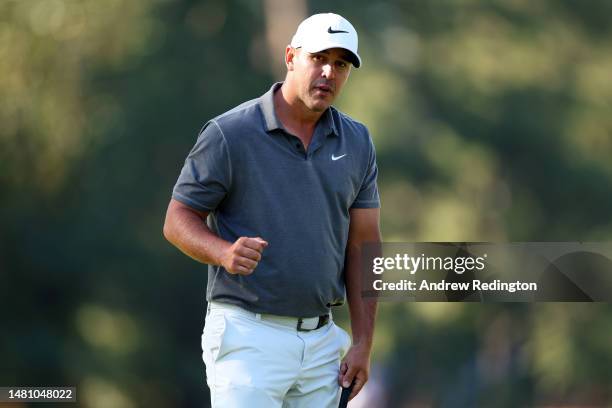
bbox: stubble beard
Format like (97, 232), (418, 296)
(304, 87), (332, 113)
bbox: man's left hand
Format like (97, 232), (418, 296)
(338, 342), (371, 401)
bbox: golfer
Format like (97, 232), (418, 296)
(164, 12), (381, 408)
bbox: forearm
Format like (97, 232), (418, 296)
(163, 205), (230, 266)
(345, 241), (379, 350)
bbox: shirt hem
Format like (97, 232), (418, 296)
(172, 192), (215, 212)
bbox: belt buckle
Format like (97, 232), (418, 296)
(297, 316), (328, 331)
(297, 318), (309, 332)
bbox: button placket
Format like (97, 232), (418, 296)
(292, 139), (307, 158)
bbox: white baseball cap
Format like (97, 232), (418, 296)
(290, 13), (361, 68)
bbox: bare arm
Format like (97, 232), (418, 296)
(339, 207), (381, 400)
(163, 198), (267, 275)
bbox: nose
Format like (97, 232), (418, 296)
(321, 64), (336, 79)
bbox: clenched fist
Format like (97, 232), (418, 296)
(221, 237), (268, 275)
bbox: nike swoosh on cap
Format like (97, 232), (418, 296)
(328, 27), (349, 34)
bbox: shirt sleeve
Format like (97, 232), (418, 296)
(351, 132), (381, 209)
(172, 120), (232, 212)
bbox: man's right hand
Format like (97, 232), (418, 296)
(221, 237), (268, 275)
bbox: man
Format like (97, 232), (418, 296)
(163, 13), (381, 408)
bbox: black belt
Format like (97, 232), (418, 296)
(297, 314), (330, 331)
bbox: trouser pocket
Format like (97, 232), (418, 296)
(333, 323), (352, 359)
(202, 310), (227, 367)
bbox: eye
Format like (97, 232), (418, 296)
(312, 54), (324, 62)
(336, 61), (348, 69)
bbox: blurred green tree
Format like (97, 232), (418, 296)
(1, 0), (611, 406)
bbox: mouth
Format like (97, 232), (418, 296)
(312, 84), (334, 96)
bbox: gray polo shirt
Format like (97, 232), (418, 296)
(172, 82), (380, 317)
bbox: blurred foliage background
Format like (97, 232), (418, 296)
(1, 0), (611, 407)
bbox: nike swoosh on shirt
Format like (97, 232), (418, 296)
(328, 27), (349, 34)
(332, 154), (347, 161)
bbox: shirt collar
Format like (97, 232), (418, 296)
(259, 82), (339, 137)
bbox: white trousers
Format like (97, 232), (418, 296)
(201, 301), (352, 408)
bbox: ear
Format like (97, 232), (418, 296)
(285, 46), (296, 71)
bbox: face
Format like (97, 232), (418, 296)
(287, 47), (352, 112)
